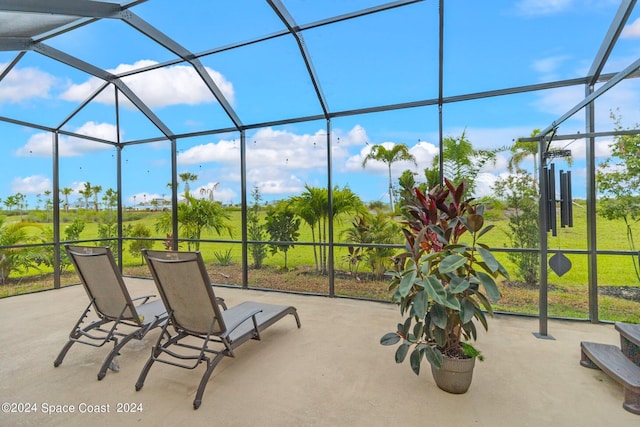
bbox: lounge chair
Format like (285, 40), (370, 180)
(135, 249), (301, 409)
(54, 245), (168, 380)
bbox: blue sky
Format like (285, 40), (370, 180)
(1, 0), (639, 210)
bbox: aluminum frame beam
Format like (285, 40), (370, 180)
(267, 0), (330, 118)
(0, 51), (24, 80)
(587, 0), (637, 85)
(31, 42), (173, 139)
(120, 11), (243, 130)
(539, 57), (640, 137)
(0, 0), (121, 18)
(0, 38), (31, 51)
(111, 1), (424, 81)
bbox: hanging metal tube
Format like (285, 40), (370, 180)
(240, 130), (248, 288)
(327, 119), (335, 296)
(52, 131), (61, 289)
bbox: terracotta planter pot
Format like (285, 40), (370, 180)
(430, 356), (476, 394)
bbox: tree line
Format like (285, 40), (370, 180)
(2, 121), (639, 286)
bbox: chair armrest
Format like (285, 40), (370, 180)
(132, 294), (156, 305)
(219, 308), (263, 339)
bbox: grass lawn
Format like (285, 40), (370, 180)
(2, 203), (640, 322)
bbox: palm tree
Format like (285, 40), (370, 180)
(179, 172), (198, 199)
(362, 143), (416, 211)
(154, 194), (232, 251)
(43, 190), (52, 211)
(92, 185), (102, 212)
(4, 195), (16, 212)
(200, 182), (219, 201)
(102, 188), (117, 211)
(60, 187), (73, 212)
(510, 129), (541, 176)
(429, 130), (506, 196)
(290, 185), (364, 273)
(79, 182), (93, 210)
(290, 185), (325, 272)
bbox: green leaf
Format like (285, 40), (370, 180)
(475, 291), (494, 315)
(423, 275), (447, 305)
(402, 317), (412, 335)
(460, 297), (475, 324)
(399, 262), (417, 297)
(448, 276), (470, 294)
(433, 326), (447, 347)
(380, 332), (401, 346)
(430, 303), (447, 329)
(396, 343), (410, 363)
(463, 321), (478, 341)
(409, 347), (424, 375)
(476, 224), (495, 240)
(443, 291), (461, 310)
(412, 289), (428, 319)
(474, 306), (489, 331)
(477, 246), (500, 273)
(413, 321), (424, 339)
(460, 342), (482, 360)
(497, 262), (511, 281)
(477, 271), (501, 303)
(424, 346), (443, 369)
(439, 254), (467, 274)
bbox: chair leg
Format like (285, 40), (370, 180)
(97, 333), (138, 380)
(136, 327), (173, 390)
(53, 340), (76, 367)
(292, 311), (301, 328)
(53, 304), (107, 368)
(135, 355), (156, 391)
(193, 352), (226, 410)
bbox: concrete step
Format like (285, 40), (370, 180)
(580, 341), (640, 415)
(615, 322), (640, 366)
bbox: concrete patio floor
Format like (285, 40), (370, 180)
(0, 278), (637, 426)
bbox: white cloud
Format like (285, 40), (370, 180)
(532, 86), (585, 118)
(175, 126), (376, 199)
(246, 165), (305, 195)
(177, 126), (365, 173)
(514, 0), (573, 16)
(622, 17), (640, 39)
(474, 173), (500, 198)
(178, 139), (240, 165)
(338, 125), (369, 146)
(411, 141), (440, 170)
(345, 141), (434, 177)
(60, 60), (234, 108)
(0, 64), (56, 103)
(533, 55), (570, 74)
(11, 175), (51, 195)
(15, 121), (117, 157)
(480, 153), (510, 173)
(530, 78), (640, 132)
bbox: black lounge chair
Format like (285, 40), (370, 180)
(54, 245), (168, 380)
(135, 249), (301, 409)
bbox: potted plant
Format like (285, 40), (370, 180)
(381, 179), (509, 393)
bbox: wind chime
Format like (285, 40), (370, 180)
(542, 135), (574, 278)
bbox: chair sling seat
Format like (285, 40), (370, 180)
(135, 249), (301, 409)
(54, 245), (168, 380)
